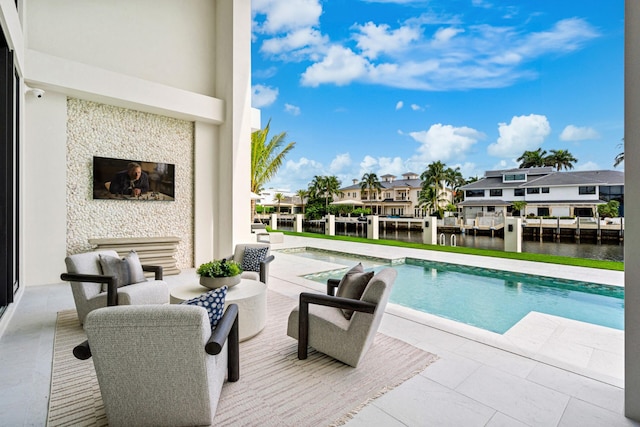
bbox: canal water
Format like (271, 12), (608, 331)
(276, 222), (624, 262)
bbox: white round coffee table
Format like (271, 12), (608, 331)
(170, 279), (267, 341)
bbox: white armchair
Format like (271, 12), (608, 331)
(61, 250), (169, 325)
(77, 303), (239, 426)
(287, 268), (397, 367)
(227, 243), (275, 285)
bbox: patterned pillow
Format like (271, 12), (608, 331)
(242, 246), (269, 272)
(181, 286), (228, 329)
(336, 263), (374, 320)
(99, 250), (147, 292)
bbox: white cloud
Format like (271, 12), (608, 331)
(301, 45), (370, 87)
(358, 156), (406, 178)
(411, 104), (422, 111)
(487, 114), (551, 158)
(559, 125), (600, 141)
(517, 18), (600, 57)
(432, 27), (464, 45)
(260, 28), (328, 58)
(265, 157), (325, 191)
(251, 84), (279, 108)
(352, 22), (421, 59)
(396, 101), (404, 110)
(284, 103), (301, 115)
(407, 123), (483, 164)
(455, 162), (482, 180)
(268, 5), (600, 91)
(360, 155), (379, 171)
(329, 153), (352, 172)
(253, 0), (322, 34)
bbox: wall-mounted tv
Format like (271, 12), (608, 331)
(93, 156), (175, 201)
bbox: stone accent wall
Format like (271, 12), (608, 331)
(66, 98), (194, 268)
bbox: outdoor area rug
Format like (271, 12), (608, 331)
(47, 291), (438, 426)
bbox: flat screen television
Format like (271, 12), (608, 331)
(93, 156), (175, 201)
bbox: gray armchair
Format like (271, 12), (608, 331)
(287, 268), (397, 367)
(61, 250), (169, 325)
(227, 243), (275, 285)
(77, 303), (239, 426)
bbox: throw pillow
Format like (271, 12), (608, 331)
(98, 250), (146, 292)
(242, 246), (269, 272)
(336, 263), (374, 320)
(181, 286), (228, 329)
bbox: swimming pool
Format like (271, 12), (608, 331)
(281, 248), (624, 334)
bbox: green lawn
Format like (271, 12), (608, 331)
(278, 231), (624, 272)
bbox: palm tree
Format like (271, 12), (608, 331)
(274, 192), (285, 214)
(418, 186), (449, 218)
(511, 201), (528, 217)
(251, 119), (296, 219)
(614, 140), (624, 167)
(295, 189), (308, 214)
(517, 148), (548, 168)
(420, 161), (452, 217)
(447, 167), (465, 203)
(308, 175), (343, 213)
(545, 149), (577, 171)
(359, 172), (382, 214)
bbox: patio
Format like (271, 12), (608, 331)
(0, 235), (636, 426)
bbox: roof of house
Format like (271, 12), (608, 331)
(340, 178), (422, 191)
(458, 198), (606, 206)
(461, 169), (623, 190)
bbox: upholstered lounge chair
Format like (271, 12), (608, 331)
(287, 267), (397, 367)
(61, 250), (169, 325)
(76, 303), (239, 427)
(226, 243), (275, 285)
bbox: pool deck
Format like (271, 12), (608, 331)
(269, 235), (631, 426)
(0, 234), (634, 426)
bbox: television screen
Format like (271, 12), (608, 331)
(93, 156), (175, 201)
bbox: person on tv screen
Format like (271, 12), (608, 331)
(109, 162), (150, 196)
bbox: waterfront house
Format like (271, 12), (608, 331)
(338, 172), (453, 217)
(458, 167), (624, 220)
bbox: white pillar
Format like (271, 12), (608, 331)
(214, 0), (252, 256)
(366, 215), (379, 240)
(504, 217), (522, 253)
(294, 214), (304, 233)
(422, 216), (438, 245)
(325, 215), (335, 236)
(625, 1), (640, 419)
(270, 213), (278, 230)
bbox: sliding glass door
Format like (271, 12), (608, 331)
(0, 30), (19, 318)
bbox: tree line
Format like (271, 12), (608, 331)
(250, 121), (595, 220)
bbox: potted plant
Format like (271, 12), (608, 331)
(196, 258), (243, 289)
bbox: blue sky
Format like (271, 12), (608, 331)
(251, 0), (623, 193)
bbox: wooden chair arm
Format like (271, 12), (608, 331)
(327, 278), (341, 296)
(297, 292), (377, 360)
(141, 264), (163, 280)
(60, 273), (118, 306)
(259, 255), (275, 284)
(205, 304), (240, 382)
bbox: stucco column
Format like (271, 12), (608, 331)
(504, 217), (522, 253)
(294, 214), (304, 232)
(367, 215), (379, 240)
(625, 0), (640, 420)
(422, 216), (437, 245)
(213, 0), (253, 257)
(325, 215), (335, 236)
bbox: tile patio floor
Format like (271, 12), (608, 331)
(0, 235), (636, 426)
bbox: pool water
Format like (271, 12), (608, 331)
(282, 248), (624, 334)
